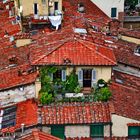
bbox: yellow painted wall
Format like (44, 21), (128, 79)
(121, 35), (140, 44)
(45, 66), (112, 87)
(18, 0), (62, 16)
(75, 66), (112, 82)
(66, 66), (112, 87)
(16, 39), (32, 47)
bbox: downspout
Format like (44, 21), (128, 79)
(110, 122), (113, 139)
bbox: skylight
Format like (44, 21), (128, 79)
(74, 28), (87, 34)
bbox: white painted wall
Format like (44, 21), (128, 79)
(112, 114), (140, 137)
(0, 84), (35, 107)
(91, 0), (124, 18)
(65, 125), (90, 138)
(65, 125), (110, 138)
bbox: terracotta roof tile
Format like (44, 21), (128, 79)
(110, 82), (140, 121)
(32, 38), (116, 66)
(119, 28), (140, 39)
(41, 102), (112, 125)
(127, 123), (140, 126)
(0, 99), (38, 133)
(18, 129), (60, 140)
(66, 137), (128, 140)
(0, 64), (38, 90)
(113, 40), (140, 68)
(113, 70), (140, 90)
(63, 0), (109, 28)
(15, 99), (38, 129)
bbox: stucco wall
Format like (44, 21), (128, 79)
(16, 39), (32, 47)
(0, 84), (35, 107)
(104, 125), (110, 137)
(76, 66), (112, 82)
(91, 0), (124, 18)
(19, 0), (62, 16)
(121, 35), (140, 44)
(53, 66), (112, 87)
(65, 125), (90, 138)
(112, 114), (140, 137)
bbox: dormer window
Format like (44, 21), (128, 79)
(134, 45), (140, 56)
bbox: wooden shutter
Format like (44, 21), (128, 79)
(90, 125), (104, 137)
(78, 70), (83, 81)
(51, 125), (65, 139)
(61, 70), (66, 81)
(92, 69), (96, 81)
(78, 69), (83, 87)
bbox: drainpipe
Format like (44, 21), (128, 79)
(110, 122), (113, 139)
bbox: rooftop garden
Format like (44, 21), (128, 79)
(39, 66), (112, 105)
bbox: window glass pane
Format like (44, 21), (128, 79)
(111, 8), (117, 17)
(90, 125), (104, 137)
(53, 70), (61, 80)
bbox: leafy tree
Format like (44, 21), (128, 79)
(125, 0), (138, 7)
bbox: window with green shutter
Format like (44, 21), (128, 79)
(51, 125), (65, 139)
(90, 125), (104, 137)
(128, 126), (140, 137)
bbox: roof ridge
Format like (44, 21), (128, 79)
(32, 37), (74, 65)
(78, 39), (116, 65)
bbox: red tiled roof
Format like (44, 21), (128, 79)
(113, 70), (140, 90)
(63, 0), (109, 28)
(110, 82), (140, 121)
(113, 40), (140, 68)
(119, 28), (140, 39)
(0, 64), (38, 90)
(15, 99), (38, 129)
(0, 99), (38, 133)
(0, 1), (21, 38)
(18, 129), (60, 140)
(66, 137), (128, 140)
(127, 123), (140, 126)
(14, 33), (31, 40)
(32, 38), (116, 66)
(41, 102), (113, 125)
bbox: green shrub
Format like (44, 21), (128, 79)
(65, 72), (79, 93)
(74, 85), (81, 93)
(40, 92), (54, 105)
(97, 79), (107, 88)
(94, 87), (112, 102)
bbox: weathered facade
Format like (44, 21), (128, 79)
(14, 0), (62, 16)
(91, 0), (124, 18)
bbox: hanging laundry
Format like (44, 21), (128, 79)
(48, 15), (62, 30)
